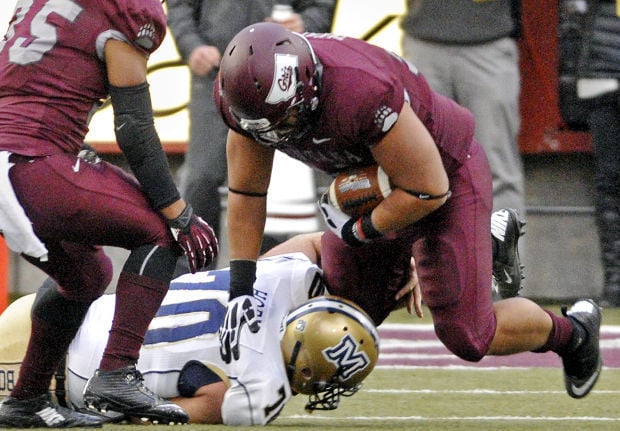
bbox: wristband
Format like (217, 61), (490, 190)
(401, 188), (452, 200)
(229, 259), (257, 299)
(228, 187), (268, 198)
(359, 213), (382, 239)
(167, 204), (193, 230)
(342, 213), (382, 247)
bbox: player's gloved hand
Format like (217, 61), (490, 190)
(219, 295), (261, 363)
(167, 204), (219, 273)
(318, 193), (382, 247)
(318, 193), (351, 239)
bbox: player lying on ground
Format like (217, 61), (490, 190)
(0, 233), (415, 425)
(0, 207), (543, 425)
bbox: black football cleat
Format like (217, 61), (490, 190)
(491, 208), (526, 298)
(82, 364), (188, 425)
(0, 392), (103, 428)
(561, 299), (603, 399)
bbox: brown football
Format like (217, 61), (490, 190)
(327, 164), (393, 218)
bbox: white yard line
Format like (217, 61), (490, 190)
(364, 388), (620, 395)
(283, 414), (620, 422)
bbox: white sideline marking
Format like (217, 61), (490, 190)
(380, 323), (620, 332)
(376, 364), (536, 370)
(380, 338), (620, 349)
(283, 414), (620, 422)
(364, 388), (620, 395)
(380, 323), (435, 331)
(375, 364), (620, 371)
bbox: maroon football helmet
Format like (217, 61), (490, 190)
(216, 22), (322, 147)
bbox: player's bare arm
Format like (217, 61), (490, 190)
(169, 381), (228, 424)
(370, 102), (450, 233)
(226, 130), (275, 261)
(260, 232), (323, 264)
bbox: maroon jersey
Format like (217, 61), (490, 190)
(217, 33), (475, 176)
(0, 0), (166, 156)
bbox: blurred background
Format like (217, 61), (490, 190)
(0, 1), (604, 306)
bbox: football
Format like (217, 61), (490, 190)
(327, 164), (392, 218)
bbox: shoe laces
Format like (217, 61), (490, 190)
(123, 367), (162, 399)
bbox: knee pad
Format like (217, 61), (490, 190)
(32, 278), (91, 330)
(123, 244), (177, 282)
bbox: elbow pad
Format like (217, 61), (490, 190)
(109, 83), (180, 210)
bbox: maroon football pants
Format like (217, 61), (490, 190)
(322, 140), (495, 362)
(9, 153), (176, 301)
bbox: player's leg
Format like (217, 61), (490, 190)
(12, 249), (111, 397)
(320, 231), (412, 325)
(8, 154), (188, 423)
(0, 244), (108, 428)
(414, 141), (569, 361)
(427, 141), (602, 397)
(57, 159), (189, 422)
(412, 141), (497, 361)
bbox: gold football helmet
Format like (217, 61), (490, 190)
(280, 296), (380, 412)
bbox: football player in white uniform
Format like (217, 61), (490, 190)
(70, 252), (342, 425)
(0, 232), (402, 425)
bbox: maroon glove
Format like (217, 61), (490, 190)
(168, 204), (218, 272)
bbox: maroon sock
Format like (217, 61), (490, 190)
(11, 316), (77, 400)
(532, 309), (574, 355)
(98, 271), (168, 371)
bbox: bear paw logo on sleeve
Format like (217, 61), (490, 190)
(136, 22), (156, 50)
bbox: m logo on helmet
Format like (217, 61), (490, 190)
(322, 334), (370, 380)
(266, 54), (299, 105)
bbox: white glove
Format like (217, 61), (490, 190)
(219, 295), (261, 363)
(318, 193), (352, 239)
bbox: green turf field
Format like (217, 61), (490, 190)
(100, 368), (620, 431)
(7, 304), (618, 430)
(86, 305), (619, 431)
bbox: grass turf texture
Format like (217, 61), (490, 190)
(12, 305), (620, 430)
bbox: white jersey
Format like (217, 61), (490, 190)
(66, 253), (324, 425)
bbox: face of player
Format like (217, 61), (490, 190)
(236, 103), (307, 148)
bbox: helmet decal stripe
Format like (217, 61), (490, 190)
(285, 340), (302, 383)
(266, 53), (298, 104)
(285, 297), (379, 346)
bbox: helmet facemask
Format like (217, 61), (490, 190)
(232, 85), (314, 148)
(303, 378), (362, 413)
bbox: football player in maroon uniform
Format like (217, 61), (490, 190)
(215, 23), (602, 402)
(0, 0), (218, 427)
